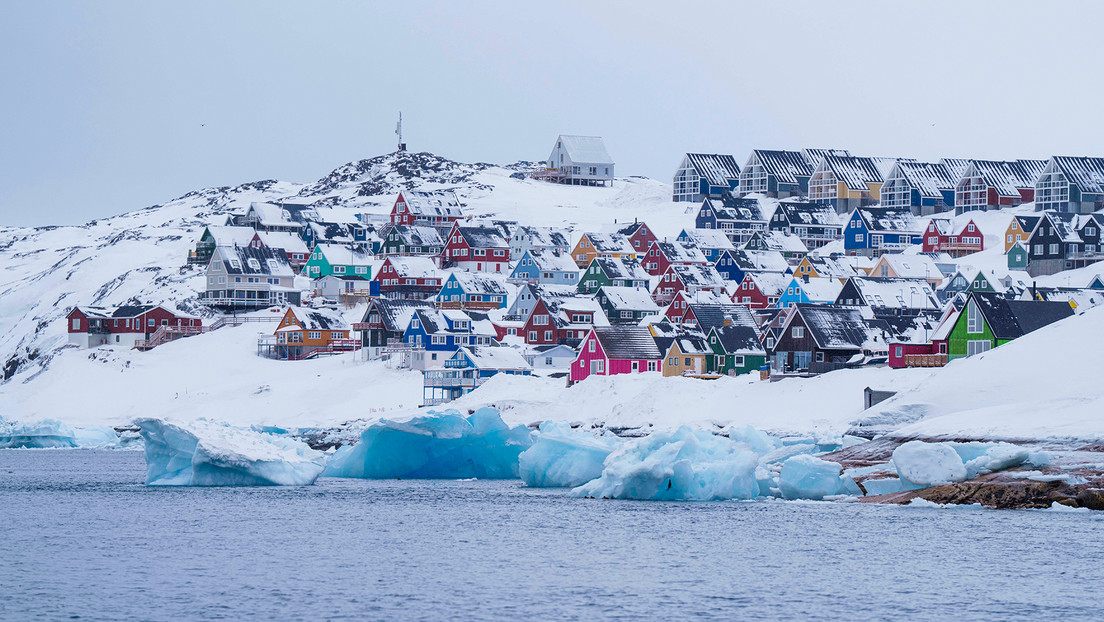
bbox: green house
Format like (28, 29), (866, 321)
(705, 325), (766, 376)
(947, 292), (1073, 360)
(577, 256), (650, 294)
(1007, 241), (1029, 270)
(595, 285), (660, 324)
(378, 225), (444, 256)
(303, 243), (375, 279)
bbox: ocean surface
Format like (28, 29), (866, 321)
(1, 450), (1102, 621)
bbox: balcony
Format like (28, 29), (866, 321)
(904, 353), (947, 368)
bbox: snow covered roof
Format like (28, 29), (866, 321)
(457, 225), (509, 249)
(215, 245), (294, 277)
(257, 231), (308, 254)
(307, 221), (354, 243)
(591, 326), (662, 360)
(940, 158), (971, 180)
(680, 228), (734, 251)
(962, 160), (1045, 197)
(792, 277), (843, 302)
(448, 272), (507, 295)
(527, 250), (579, 272)
(664, 334), (712, 356)
(1048, 156), (1104, 194)
(593, 256), (649, 280)
(890, 161), (958, 198)
(731, 249), (790, 273)
(684, 153), (741, 187)
(746, 271), (792, 296)
(704, 195), (766, 222)
(876, 253), (940, 280)
(801, 148), (851, 167)
(848, 277), (940, 311)
(857, 207), (921, 233)
(709, 324), (765, 356)
(654, 241), (708, 264)
(795, 304), (876, 351)
(774, 200), (843, 227)
(669, 264), (727, 289)
(688, 303), (757, 332)
(363, 298), (434, 332)
(1046, 212), (1084, 244)
(401, 191), (464, 218)
(816, 154), (885, 191)
(385, 256), (440, 277)
(969, 292), (1074, 340)
(204, 225), (257, 247)
(515, 225), (570, 250)
(314, 243), (373, 266)
(750, 150), (814, 185)
(248, 202), (300, 227)
(555, 135), (614, 165)
(282, 306), (349, 332)
(583, 232), (635, 254)
(454, 346), (531, 371)
(597, 286), (661, 312)
(803, 256), (858, 279)
(386, 224), (444, 247)
(753, 231), (808, 254)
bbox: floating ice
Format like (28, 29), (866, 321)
(892, 441), (968, 486)
(778, 454), (849, 500)
(323, 407), (532, 480)
(518, 422), (621, 488)
(571, 427), (758, 501)
(135, 418), (326, 486)
(73, 427), (121, 449)
(0, 419), (78, 449)
(723, 425), (779, 455)
(952, 442), (1032, 479)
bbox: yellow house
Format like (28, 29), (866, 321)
(570, 232), (637, 268)
(661, 336), (711, 377)
(807, 155), (885, 212)
(1005, 215), (1041, 252)
(869, 254), (943, 288)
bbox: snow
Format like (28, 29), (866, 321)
(135, 417), (326, 486)
(778, 454), (852, 500)
(323, 408), (533, 479)
(518, 421), (622, 488)
(571, 427), (760, 501)
(892, 441), (968, 486)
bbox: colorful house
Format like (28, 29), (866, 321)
(807, 154), (885, 213)
(1034, 156), (1104, 214)
(694, 194), (768, 245)
(264, 306), (353, 360)
(66, 305), (201, 349)
(436, 272), (508, 311)
(570, 232), (637, 268)
(618, 221), (659, 255)
(402, 309), (498, 369)
(673, 153), (742, 202)
(713, 248), (789, 284)
(390, 190), (464, 226)
(375, 257), (444, 300)
(738, 150), (814, 198)
(1004, 215), (1041, 252)
(770, 304), (882, 374)
(767, 200), (844, 250)
(954, 159), (1046, 214)
(706, 324), (766, 376)
(869, 253), (944, 288)
(509, 250), (580, 286)
(377, 224), (445, 257)
(595, 285), (661, 325)
(792, 255), (860, 282)
(652, 263), (729, 305)
(422, 347), (532, 406)
(569, 326), (662, 384)
(302, 244), (374, 279)
(732, 272), (790, 309)
(743, 230), (808, 262)
(658, 335), (711, 377)
(921, 218), (983, 257)
(521, 293), (605, 347)
(545, 135), (614, 186)
(834, 277), (940, 316)
(201, 245), (299, 309)
(946, 292), (1073, 360)
(879, 160), (958, 216)
(843, 208), (923, 257)
(577, 256), (649, 294)
(641, 240), (709, 276)
(509, 225), (571, 258)
(675, 228), (734, 263)
(441, 223), (511, 273)
(777, 277), (843, 309)
(353, 298), (434, 359)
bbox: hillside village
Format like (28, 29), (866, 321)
(38, 137), (1104, 409)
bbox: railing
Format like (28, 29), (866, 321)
(904, 353), (947, 367)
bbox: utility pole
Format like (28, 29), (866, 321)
(396, 112), (406, 152)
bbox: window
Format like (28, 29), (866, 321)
(632, 361), (639, 371)
(544, 330), (553, 341)
(895, 346), (903, 358)
(684, 357), (692, 366)
(966, 300), (982, 334)
(588, 339), (595, 352)
(966, 340), (991, 357)
(71, 318), (80, 330)
(529, 331), (537, 341)
(147, 318), (155, 327)
(355, 266), (367, 274)
(815, 352), (824, 362)
(733, 355), (744, 367)
(308, 331), (321, 340)
(668, 357), (678, 366)
(1049, 243), (1059, 255)
(431, 335), (445, 345)
(534, 314), (548, 325)
(545, 357), (553, 365)
(331, 332), (343, 340)
(792, 326), (804, 338)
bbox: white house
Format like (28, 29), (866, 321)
(545, 135), (614, 186)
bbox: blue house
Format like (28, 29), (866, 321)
(436, 272), (508, 310)
(509, 250), (580, 286)
(402, 309), (497, 369)
(714, 248), (790, 284)
(879, 160), (958, 216)
(676, 229), (734, 263)
(694, 195), (768, 245)
(673, 153), (742, 202)
(422, 346), (532, 406)
(844, 208), (923, 257)
(776, 277), (843, 309)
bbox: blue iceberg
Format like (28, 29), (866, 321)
(778, 454), (852, 500)
(323, 407), (533, 480)
(571, 427), (759, 501)
(135, 418), (326, 486)
(519, 422), (622, 488)
(0, 418), (78, 449)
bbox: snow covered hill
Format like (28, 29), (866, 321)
(0, 150), (684, 384)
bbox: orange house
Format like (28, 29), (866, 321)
(268, 306), (354, 360)
(570, 232), (638, 267)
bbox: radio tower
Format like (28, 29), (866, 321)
(396, 112), (406, 152)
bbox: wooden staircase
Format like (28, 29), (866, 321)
(134, 316), (278, 351)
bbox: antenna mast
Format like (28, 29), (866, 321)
(396, 112), (406, 152)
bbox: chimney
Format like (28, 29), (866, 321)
(802, 275), (810, 284)
(1031, 280), (1037, 300)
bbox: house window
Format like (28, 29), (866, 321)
(534, 314), (549, 325)
(967, 300), (982, 334)
(632, 361), (639, 371)
(815, 352), (824, 362)
(544, 330), (553, 341)
(791, 326), (804, 338)
(588, 339), (595, 352)
(668, 357), (678, 366)
(545, 357), (553, 365)
(734, 355), (744, 367)
(966, 340), (991, 357)
(529, 331), (537, 341)
(308, 331), (321, 340)
(71, 318), (80, 330)
(432, 335), (445, 345)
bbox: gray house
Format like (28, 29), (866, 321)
(544, 135), (614, 186)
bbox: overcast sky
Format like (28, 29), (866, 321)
(2, 1), (1102, 227)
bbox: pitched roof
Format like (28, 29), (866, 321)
(598, 286), (661, 312)
(891, 161), (958, 198)
(795, 304), (876, 350)
(876, 254), (941, 280)
(750, 150), (815, 184)
(283, 306), (349, 331)
(684, 153), (741, 187)
(970, 292), (1074, 340)
(257, 231), (309, 254)
(802, 148), (852, 167)
(454, 346), (531, 370)
(857, 207), (921, 234)
(203, 225), (258, 247)
(456, 225), (509, 249)
(730, 249), (790, 273)
(215, 245), (294, 277)
(515, 225), (570, 250)
(248, 202), (302, 227)
(1049, 156), (1104, 194)
(817, 154), (885, 191)
(314, 243), (373, 266)
(384, 256), (440, 277)
(401, 191), (464, 218)
(654, 241), (708, 264)
(593, 256), (649, 281)
(710, 324), (765, 355)
(847, 277), (940, 311)
(704, 195), (766, 222)
(792, 277), (843, 302)
(591, 326), (662, 359)
(687, 303), (757, 333)
(364, 298), (435, 332)
(526, 249), (579, 272)
(583, 232), (635, 254)
(386, 224), (444, 247)
(556, 135), (614, 164)
(447, 272), (508, 295)
(746, 271), (792, 296)
(680, 228), (734, 251)
(774, 200), (843, 227)
(962, 160), (1045, 197)
(669, 264), (727, 289)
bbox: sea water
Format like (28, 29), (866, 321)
(1, 450), (1101, 621)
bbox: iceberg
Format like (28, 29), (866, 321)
(892, 441), (968, 486)
(952, 442), (1032, 479)
(0, 418), (78, 449)
(778, 454), (849, 500)
(518, 422), (621, 488)
(571, 427), (759, 501)
(135, 418), (326, 486)
(73, 427), (121, 449)
(323, 407), (533, 479)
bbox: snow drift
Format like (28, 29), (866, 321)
(323, 408), (533, 479)
(135, 418), (325, 486)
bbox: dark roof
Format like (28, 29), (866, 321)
(592, 326), (662, 360)
(710, 325), (764, 355)
(688, 303), (757, 333)
(685, 153), (741, 187)
(795, 304), (874, 351)
(1050, 156), (1104, 194)
(775, 200), (842, 227)
(365, 298), (434, 332)
(704, 195), (766, 222)
(220, 245), (292, 275)
(457, 225), (509, 249)
(818, 154), (885, 191)
(970, 292), (1074, 340)
(111, 305), (157, 318)
(749, 150), (814, 185)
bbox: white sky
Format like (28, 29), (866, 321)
(2, 0), (1102, 227)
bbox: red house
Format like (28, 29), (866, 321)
(441, 223), (510, 273)
(652, 263), (728, 305)
(731, 272), (790, 310)
(375, 257), (444, 300)
(641, 240), (709, 276)
(569, 326), (662, 384)
(390, 190), (465, 226)
(521, 294), (603, 346)
(619, 221), (658, 254)
(67, 305), (201, 349)
(922, 218), (984, 257)
(954, 159), (1045, 212)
